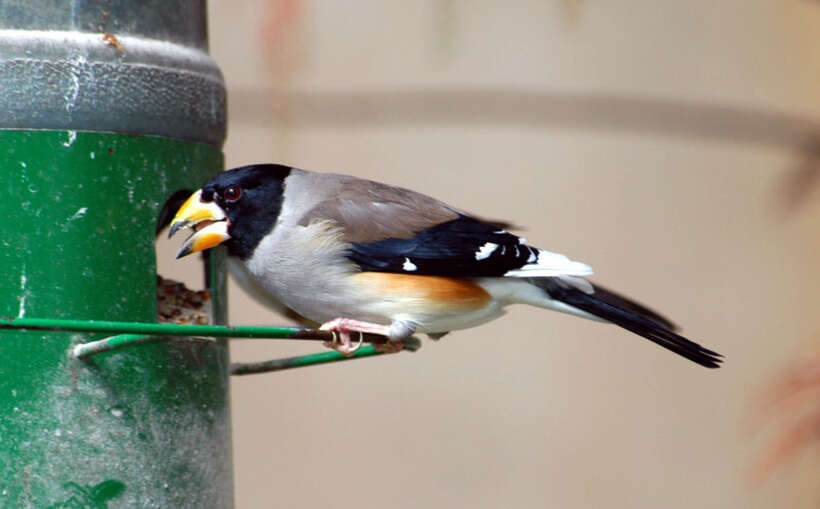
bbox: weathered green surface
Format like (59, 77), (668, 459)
(0, 130), (231, 508)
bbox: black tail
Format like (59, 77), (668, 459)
(539, 280), (723, 369)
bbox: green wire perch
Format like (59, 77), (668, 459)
(0, 317), (420, 374)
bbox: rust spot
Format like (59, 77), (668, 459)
(102, 33), (125, 54)
(107, 148), (115, 156)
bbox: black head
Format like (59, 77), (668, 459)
(200, 164), (292, 259)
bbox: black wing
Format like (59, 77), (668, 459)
(348, 215), (559, 278)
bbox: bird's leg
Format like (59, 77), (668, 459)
(372, 320), (415, 354)
(320, 318), (391, 356)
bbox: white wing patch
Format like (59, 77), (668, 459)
(504, 248), (593, 277)
(475, 242), (498, 260)
(402, 257), (417, 271)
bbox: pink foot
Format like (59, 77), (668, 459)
(320, 318), (393, 357)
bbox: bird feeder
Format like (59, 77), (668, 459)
(0, 3), (423, 506)
(0, 2), (231, 506)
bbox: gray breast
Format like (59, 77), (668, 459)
(242, 218), (362, 323)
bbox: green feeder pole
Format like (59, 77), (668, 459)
(0, 2), (232, 507)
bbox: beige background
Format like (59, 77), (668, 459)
(156, 1), (820, 507)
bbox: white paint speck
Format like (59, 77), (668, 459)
(17, 272), (27, 318)
(90, 151), (96, 159)
(19, 161), (26, 168)
(475, 242), (498, 260)
(110, 408), (124, 418)
(402, 258), (417, 271)
(11, 390), (17, 398)
(54, 429), (62, 437)
(70, 207), (88, 221)
(62, 129), (77, 147)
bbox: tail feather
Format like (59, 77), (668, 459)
(538, 279), (722, 368)
(589, 283), (679, 331)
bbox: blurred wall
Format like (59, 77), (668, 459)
(157, 1), (820, 507)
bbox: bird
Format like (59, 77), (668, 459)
(168, 163), (722, 368)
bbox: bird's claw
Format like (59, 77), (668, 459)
(320, 317), (392, 357)
(322, 328), (364, 357)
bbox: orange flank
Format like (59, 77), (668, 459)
(351, 272), (491, 310)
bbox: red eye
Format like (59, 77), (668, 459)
(223, 186), (242, 203)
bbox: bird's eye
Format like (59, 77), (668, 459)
(223, 186), (242, 203)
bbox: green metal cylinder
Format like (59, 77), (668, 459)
(0, 2), (232, 507)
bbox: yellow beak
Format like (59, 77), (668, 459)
(168, 189), (230, 258)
